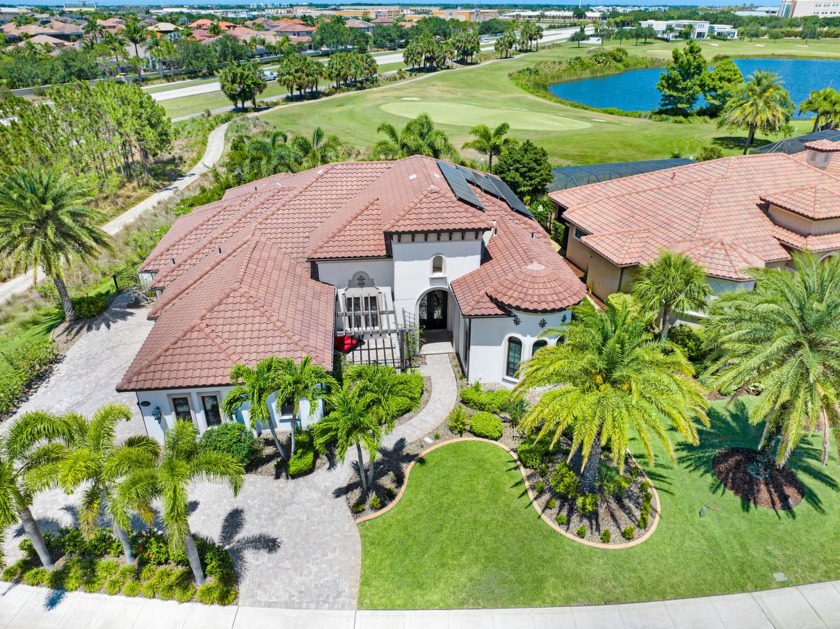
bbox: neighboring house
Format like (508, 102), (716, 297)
(371, 16), (396, 25)
(549, 159), (694, 193)
(97, 17), (125, 33)
(12, 34), (75, 49)
(432, 8), (500, 22)
(269, 21), (316, 38)
(345, 19), (374, 34)
(2, 20), (83, 42)
(752, 129), (840, 155)
(118, 156), (586, 442)
(550, 142), (840, 302)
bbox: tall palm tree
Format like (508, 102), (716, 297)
(703, 252), (840, 466)
(83, 18), (104, 44)
(101, 31), (127, 74)
(312, 384), (383, 497)
(123, 18), (149, 76)
(121, 421), (243, 584)
(719, 70), (794, 154)
(274, 356), (335, 456)
(799, 87), (840, 132)
(632, 250), (712, 341)
(288, 127), (343, 170)
(0, 411), (75, 569)
(223, 357), (288, 460)
(461, 123), (513, 173)
(242, 130), (291, 179)
(371, 114), (459, 161)
(54, 404), (159, 564)
(0, 167), (109, 322)
(516, 300), (708, 494)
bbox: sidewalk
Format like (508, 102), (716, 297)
(3, 580), (840, 628)
(0, 123), (229, 305)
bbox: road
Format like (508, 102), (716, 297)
(0, 123), (230, 305)
(153, 27), (584, 103)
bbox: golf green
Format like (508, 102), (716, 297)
(379, 99), (591, 131)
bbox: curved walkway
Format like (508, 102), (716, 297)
(0, 123), (229, 305)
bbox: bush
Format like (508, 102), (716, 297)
(600, 529), (611, 543)
(369, 495), (383, 510)
(1, 560), (27, 582)
(23, 567), (48, 586)
(668, 325), (707, 364)
(546, 497), (556, 510)
(392, 371), (425, 416)
(556, 513), (567, 526)
(622, 526), (636, 540)
(575, 493), (599, 516)
(517, 441), (548, 468)
(534, 480), (545, 494)
(638, 513), (649, 529)
(468, 411), (503, 440)
(70, 293), (109, 319)
(123, 579), (142, 597)
(597, 464), (630, 499)
(538, 463), (549, 477)
(447, 406), (468, 435)
(695, 145), (723, 162)
(351, 501), (365, 514)
(200, 422), (260, 467)
(460, 384), (512, 414)
(0, 338), (58, 415)
(196, 581), (237, 606)
(640, 480), (650, 493)
(576, 525), (586, 539)
(549, 462), (580, 499)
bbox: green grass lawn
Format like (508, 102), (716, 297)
(258, 40), (833, 165)
(358, 398), (840, 609)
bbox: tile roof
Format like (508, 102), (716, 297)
(551, 153), (840, 281)
(804, 139), (840, 153)
(122, 156), (584, 391)
(761, 183), (840, 220)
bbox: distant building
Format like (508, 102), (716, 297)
(778, 0), (840, 17)
(639, 19), (738, 41)
(734, 6), (780, 16)
(432, 8), (499, 22)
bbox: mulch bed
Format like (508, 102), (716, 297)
(713, 447), (804, 510)
(247, 435), (328, 479)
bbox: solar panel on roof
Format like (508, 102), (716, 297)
(456, 165), (504, 197)
(437, 160), (484, 210)
(485, 174), (534, 219)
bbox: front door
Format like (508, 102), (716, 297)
(419, 290), (448, 330)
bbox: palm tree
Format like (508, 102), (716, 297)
(799, 87), (840, 132)
(344, 364), (415, 488)
(208, 22), (224, 37)
(0, 167), (109, 322)
(83, 17), (104, 44)
(703, 252), (840, 466)
(0, 411), (76, 569)
(632, 250), (712, 341)
(101, 31), (127, 74)
(54, 404), (159, 564)
(312, 384), (383, 497)
(242, 130), (292, 179)
(123, 18), (149, 76)
(288, 127), (344, 170)
(462, 123), (513, 173)
(121, 421), (243, 584)
(274, 356), (335, 456)
(516, 300), (709, 494)
(371, 114), (459, 161)
(719, 70), (794, 154)
(223, 357), (288, 460)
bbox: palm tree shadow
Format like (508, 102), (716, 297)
(332, 438), (422, 499)
(216, 508), (280, 584)
(675, 398), (837, 515)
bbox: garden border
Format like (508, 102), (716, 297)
(356, 437), (661, 549)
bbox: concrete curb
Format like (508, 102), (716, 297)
(355, 437), (661, 549)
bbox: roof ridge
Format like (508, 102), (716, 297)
(238, 285), (323, 358)
(196, 320), (242, 366)
(308, 196), (381, 258)
(383, 186), (435, 231)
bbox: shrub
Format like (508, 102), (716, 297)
(546, 497), (556, 510)
(468, 411), (503, 440)
(350, 501), (365, 514)
(104, 576), (123, 595)
(640, 480), (650, 493)
(369, 495), (383, 510)
(517, 441), (548, 468)
(643, 491), (653, 507)
(534, 480), (545, 494)
(549, 462), (580, 499)
(196, 581), (237, 606)
(460, 385), (512, 414)
(0, 338), (58, 415)
(136, 529), (171, 566)
(576, 525), (586, 539)
(629, 466), (641, 479)
(622, 526), (636, 540)
(538, 463), (549, 477)
(556, 513), (567, 526)
(1, 560), (27, 582)
(668, 325), (707, 364)
(70, 293), (109, 319)
(288, 447), (316, 477)
(600, 529), (611, 543)
(200, 422), (260, 467)
(638, 513), (649, 529)
(434, 432), (440, 440)
(597, 464), (631, 499)
(23, 567), (48, 586)
(504, 396), (529, 426)
(447, 406), (468, 435)
(575, 493), (599, 516)
(122, 579), (142, 597)
(695, 145), (724, 162)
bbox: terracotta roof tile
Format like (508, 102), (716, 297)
(761, 183), (840, 220)
(804, 139), (840, 152)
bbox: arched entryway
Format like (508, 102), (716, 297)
(418, 289), (448, 330)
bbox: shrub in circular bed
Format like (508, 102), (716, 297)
(200, 422), (260, 466)
(549, 461), (580, 499)
(517, 441), (547, 468)
(468, 412), (503, 440)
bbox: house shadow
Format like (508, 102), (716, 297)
(675, 398), (838, 516)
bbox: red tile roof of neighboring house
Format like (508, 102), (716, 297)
(761, 183), (840, 220)
(345, 19), (373, 28)
(120, 157), (584, 391)
(371, 17), (395, 24)
(270, 22), (315, 34)
(550, 153), (840, 281)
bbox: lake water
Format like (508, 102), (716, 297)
(548, 58), (840, 117)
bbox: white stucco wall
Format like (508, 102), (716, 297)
(391, 233), (483, 317)
(316, 258), (395, 292)
(466, 309), (572, 386)
(134, 387), (323, 443)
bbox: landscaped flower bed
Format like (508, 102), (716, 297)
(1, 527), (238, 605)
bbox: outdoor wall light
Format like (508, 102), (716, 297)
(152, 407), (162, 424)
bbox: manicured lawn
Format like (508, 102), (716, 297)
(358, 399), (840, 609)
(259, 40), (831, 164)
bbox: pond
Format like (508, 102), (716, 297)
(548, 58), (840, 117)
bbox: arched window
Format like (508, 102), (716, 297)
(506, 337), (522, 379)
(532, 340), (548, 356)
(431, 255), (445, 276)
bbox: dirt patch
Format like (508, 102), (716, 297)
(713, 447), (804, 510)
